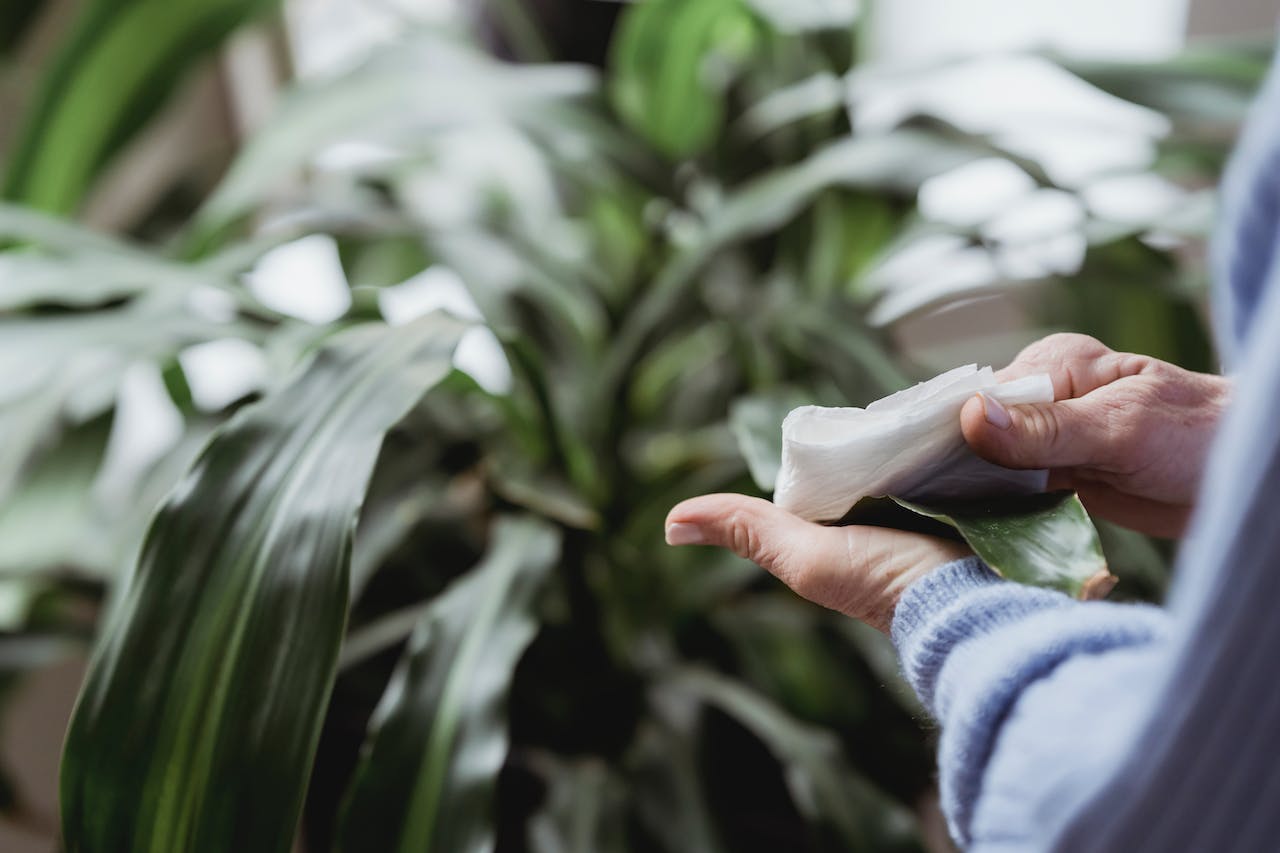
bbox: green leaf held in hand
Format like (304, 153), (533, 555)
(59, 312), (468, 853)
(893, 492), (1116, 600)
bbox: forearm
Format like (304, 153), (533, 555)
(892, 559), (1169, 848)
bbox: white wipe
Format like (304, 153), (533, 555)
(774, 364), (1054, 522)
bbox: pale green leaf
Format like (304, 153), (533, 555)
(193, 38), (596, 240)
(729, 389), (810, 492)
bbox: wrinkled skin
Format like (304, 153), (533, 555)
(961, 333), (1230, 539)
(666, 333), (1229, 631)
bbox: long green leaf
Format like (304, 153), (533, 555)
(1057, 41), (1272, 128)
(0, 414), (112, 578)
(708, 131), (987, 242)
(0, 202), (151, 254)
(601, 129), (985, 398)
(4, 0), (279, 213)
(736, 71), (845, 140)
(337, 516), (560, 853)
(0, 253), (164, 311)
(191, 37), (596, 242)
(664, 667), (921, 852)
(624, 721), (727, 853)
(893, 492), (1115, 599)
(59, 312), (467, 853)
(527, 756), (630, 853)
(0, 298), (261, 511)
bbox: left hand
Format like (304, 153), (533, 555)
(664, 494), (970, 632)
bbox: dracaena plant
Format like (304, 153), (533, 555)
(0, 0), (1266, 850)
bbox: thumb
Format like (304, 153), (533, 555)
(664, 493), (844, 588)
(961, 392), (1109, 471)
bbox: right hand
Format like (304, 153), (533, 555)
(960, 334), (1231, 538)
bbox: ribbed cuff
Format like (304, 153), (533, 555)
(891, 557), (1070, 713)
(891, 557), (1003, 644)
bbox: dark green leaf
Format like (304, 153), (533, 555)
(609, 0), (758, 158)
(835, 618), (923, 716)
(527, 756), (630, 853)
(624, 721), (727, 853)
(711, 596), (871, 724)
(893, 492), (1115, 599)
(489, 469), (600, 531)
(602, 131), (976, 396)
(337, 516), (560, 853)
(665, 667), (921, 852)
(60, 313), (467, 853)
(0, 1), (42, 55)
(338, 234), (432, 290)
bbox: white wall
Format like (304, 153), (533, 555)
(869, 0), (1190, 62)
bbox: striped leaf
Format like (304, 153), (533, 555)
(59, 312), (467, 853)
(4, 0), (278, 213)
(337, 516), (560, 853)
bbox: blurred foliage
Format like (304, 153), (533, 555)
(0, 1), (1268, 851)
(4, 0), (281, 214)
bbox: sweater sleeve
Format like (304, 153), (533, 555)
(890, 560), (1169, 848)
(883, 36), (1280, 853)
(890, 188), (1280, 851)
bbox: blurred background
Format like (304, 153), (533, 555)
(0, 0), (1275, 850)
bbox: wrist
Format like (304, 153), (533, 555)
(854, 534), (972, 633)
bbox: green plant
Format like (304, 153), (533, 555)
(0, 2), (1267, 850)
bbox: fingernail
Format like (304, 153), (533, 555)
(979, 393), (1012, 430)
(665, 522), (705, 546)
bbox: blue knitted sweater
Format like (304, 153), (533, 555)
(889, 49), (1280, 852)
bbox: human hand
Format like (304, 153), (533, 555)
(664, 494), (971, 632)
(960, 334), (1230, 538)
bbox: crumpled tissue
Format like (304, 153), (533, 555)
(774, 364), (1054, 522)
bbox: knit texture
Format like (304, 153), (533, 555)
(886, 42), (1280, 851)
(891, 561), (1166, 845)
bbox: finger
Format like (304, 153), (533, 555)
(961, 393), (1115, 471)
(664, 493), (847, 587)
(666, 494), (971, 630)
(1073, 482), (1191, 539)
(994, 333), (1147, 400)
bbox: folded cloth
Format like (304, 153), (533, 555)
(774, 365), (1054, 522)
